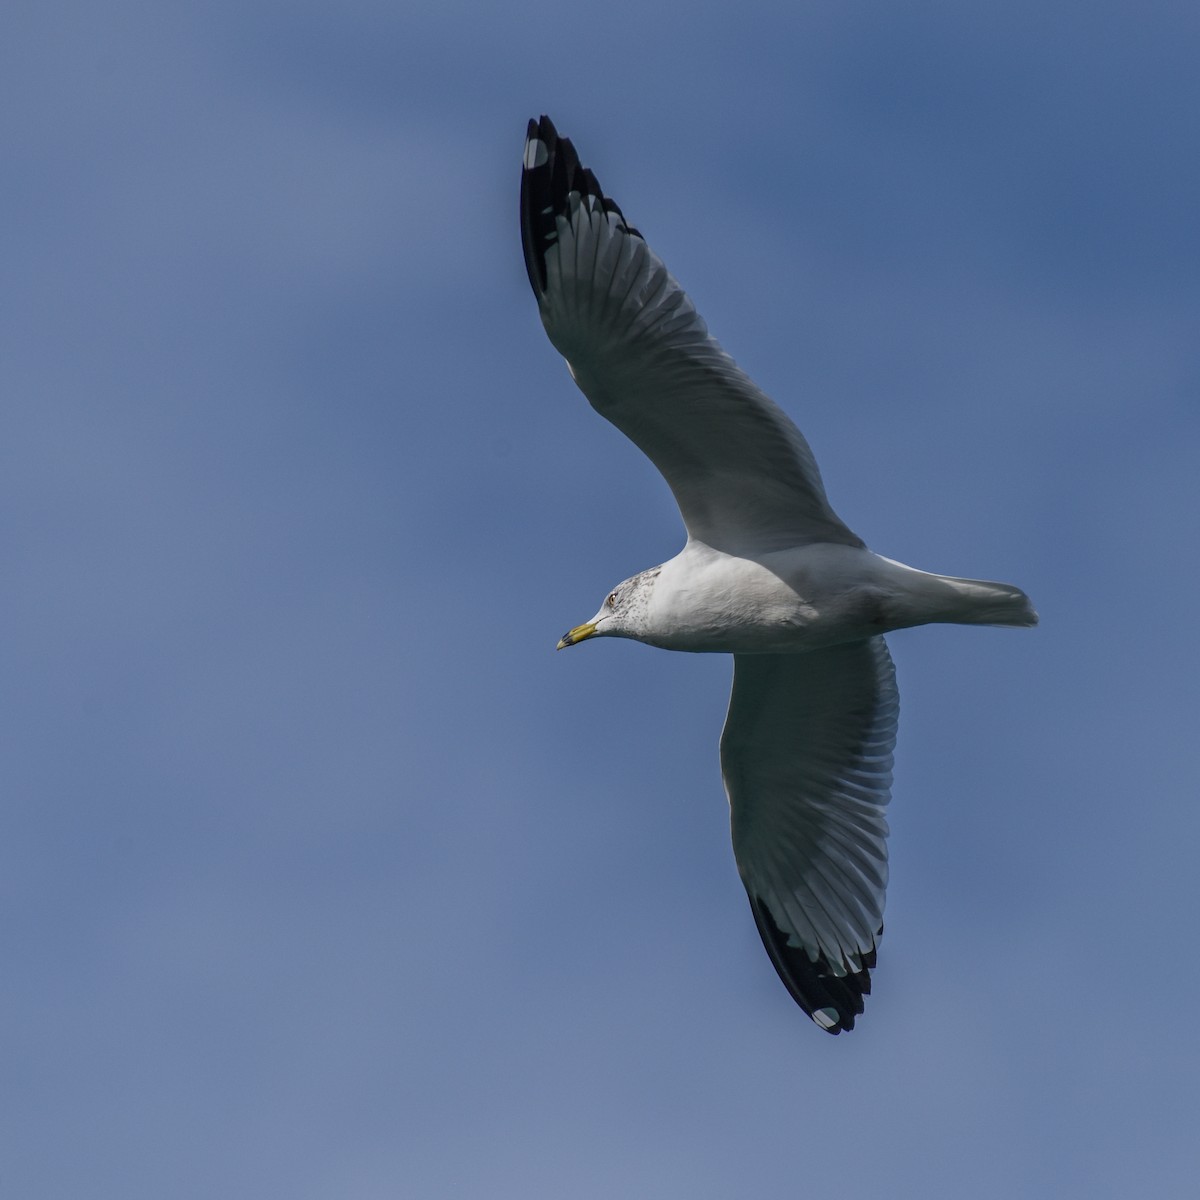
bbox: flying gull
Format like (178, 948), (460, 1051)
(519, 115), (1037, 1033)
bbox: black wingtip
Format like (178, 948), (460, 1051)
(747, 892), (880, 1034)
(519, 115), (642, 298)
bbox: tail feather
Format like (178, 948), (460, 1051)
(935, 575), (1039, 628)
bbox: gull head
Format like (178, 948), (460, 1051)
(556, 566), (661, 649)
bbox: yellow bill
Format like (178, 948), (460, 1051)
(556, 622), (597, 649)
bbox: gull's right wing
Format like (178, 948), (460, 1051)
(721, 637), (898, 1033)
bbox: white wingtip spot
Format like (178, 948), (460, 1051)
(813, 1007), (840, 1030)
(523, 138), (549, 170)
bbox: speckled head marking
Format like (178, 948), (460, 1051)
(557, 565), (661, 648)
(605, 565), (661, 626)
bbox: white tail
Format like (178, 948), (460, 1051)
(933, 574), (1039, 628)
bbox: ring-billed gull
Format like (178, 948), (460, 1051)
(520, 116), (1037, 1034)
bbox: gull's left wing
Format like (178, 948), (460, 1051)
(520, 115), (863, 556)
(721, 638), (898, 1033)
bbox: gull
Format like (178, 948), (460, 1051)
(520, 115), (1037, 1034)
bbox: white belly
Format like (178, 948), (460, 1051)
(641, 542), (895, 653)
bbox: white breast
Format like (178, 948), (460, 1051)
(644, 542), (885, 653)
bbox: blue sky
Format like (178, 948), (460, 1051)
(4, 1), (1198, 1195)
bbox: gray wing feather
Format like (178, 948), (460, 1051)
(721, 638), (898, 974)
(521, 116), (863, 556)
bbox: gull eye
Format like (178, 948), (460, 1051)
(606, 592), (617, 608)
